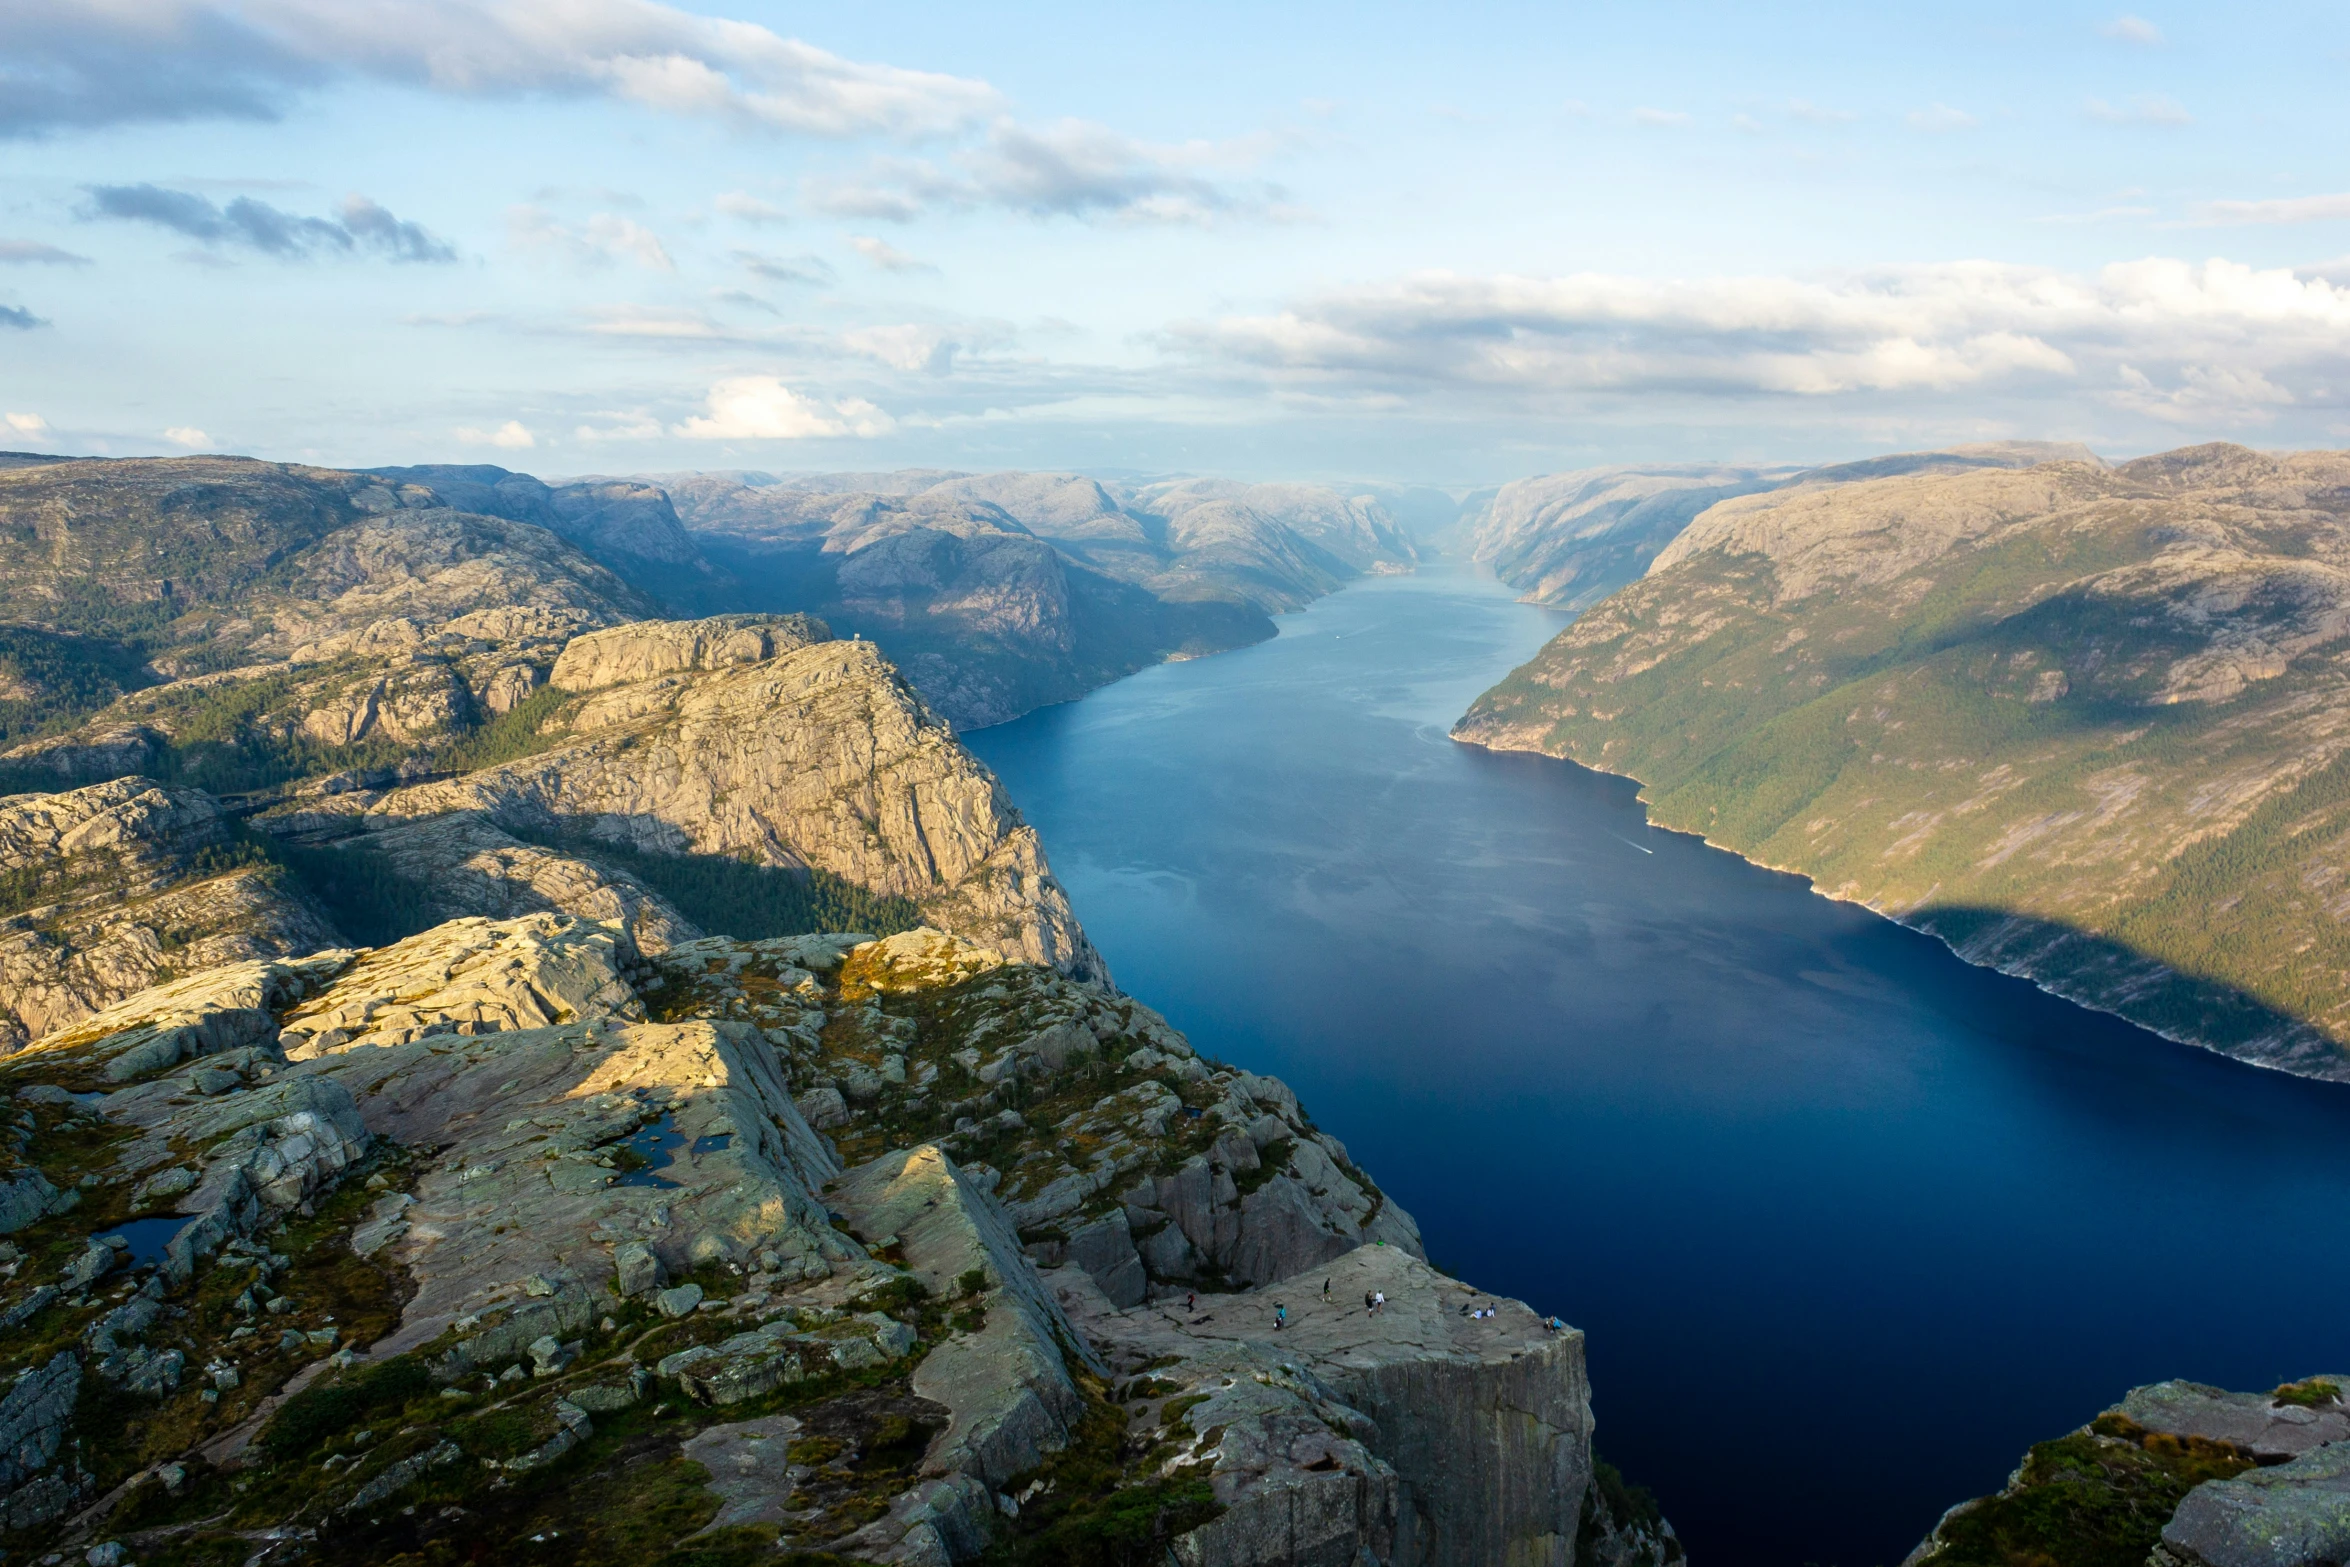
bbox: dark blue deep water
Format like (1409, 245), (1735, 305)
(967, 559), (2350, 1567)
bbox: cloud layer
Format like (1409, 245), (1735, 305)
(809, 119), (1286, 225)
(1, 0), (998, 139)
(1174, 258), (2350, 427)
(84, 184), (455, 260)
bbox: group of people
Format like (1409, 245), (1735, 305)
(1237, 1279), (1566, 1335)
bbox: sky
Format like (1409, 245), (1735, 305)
(2, 0), (2349, 485)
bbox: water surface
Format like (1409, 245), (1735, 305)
(968, 558), (2350, 1567)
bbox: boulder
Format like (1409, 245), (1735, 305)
(2162, 1443), (2350, 1567)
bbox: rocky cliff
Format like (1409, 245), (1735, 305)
(1906, 1376), (2350, 1567)
(265, 615), (1106, 984)
(0, 913), (1608, 1566)
(0, 778), (336, 1051)
(1457, 442), (2350, 1081)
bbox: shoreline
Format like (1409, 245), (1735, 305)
(1449, 725), (2350, 1093)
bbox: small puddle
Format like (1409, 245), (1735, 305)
(613, 1113), (683, 1189)
(97, 1216), (194, 1268)
(689, 1132), (732, 1156)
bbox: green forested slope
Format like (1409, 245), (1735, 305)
(1456, 442), (2350, 1078)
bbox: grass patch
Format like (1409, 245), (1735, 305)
(1921, 1413), (2256, 1567)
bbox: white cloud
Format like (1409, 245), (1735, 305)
(573, 413), (662, 442)
(2087, 94), (2190, 126)
(673, 376), (893, 439)
(1788, 99), (1856, 124)
(2115, 363), (2293, 423)
(2101, 14), (2167, 45)
(1631, 107), (1691, 128)
(849, 235), (934, 273)
(2197, 193), (2350, 225)
(4, 412), (50, 436)
(1, 0), (1001, 139)
(842, 323), (962, 374)
(162, 425), (211, 447)
(714, 190), (789, 224)
(507, 205), (673, 270)
(455, 419), (536, 448)
(807, 118), (1290, 226)
(1169, 257), (2350, 429)
(2035, 205), (2158, 224)
(734, 248), (834, 286)
(576, 304), (728, 338)
(1907, 103), (1978, 132)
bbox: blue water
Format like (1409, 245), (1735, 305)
(613, 1113), (683, 1189)
(966, 558), (2350, 1567)
(98, 1215), (191, 1268)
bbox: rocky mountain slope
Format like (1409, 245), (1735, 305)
(1465, 443), (2096, 610)
(0, 906), (1619, 1565)
(1905, 1375), (2350, 1567)
(0, 448), (1644, 1565)
(1456, 442), (2350, 1080)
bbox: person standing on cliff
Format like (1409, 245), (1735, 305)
(1275, 1302), (1287, 1331)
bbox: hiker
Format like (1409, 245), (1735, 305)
(1321, 1278), (1331, 1301)
(1364, 1290), (1375, 1315)
(1373, 1290), (1386, 1313)
(1275, 1302), (1287, 1331)
(1187, 1291), (1196, 1313)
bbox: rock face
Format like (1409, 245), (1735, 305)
(275, 619), (1106, 982)
(0, 778), (339, 1050)
(1907, 1375), (2350, 1567)
(2160, 1444), (2350, 1567)
(1459, 442), (2350, 1080)
(1052, 1242), (1591, 1566)
(0, 913), (1606, 1566)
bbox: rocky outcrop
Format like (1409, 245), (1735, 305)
(275, 913), (641, 1056)
(1057, 1242), (1592, 1567)
(548, 613), (828, 691)
(274, 623), (1106, 982)
(0, 909), (1613, 1566)
(2160, 1444), (2350, 1567)
(1908, 1375), (2350, 1567)
(0, 779), (339, 1051)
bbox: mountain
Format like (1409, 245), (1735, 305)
(372, 463), (1418, 731)
(1904, 1374), (2350, 1567)
(648, 468), (1419, 728)
(0, 449), (1642, 1565)
(1464, 443), (2098, 610)
(654, 474), (1271, 728)
(1456, 441), (2350, 1080)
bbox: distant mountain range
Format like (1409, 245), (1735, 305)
(377, 462), (1419, 727)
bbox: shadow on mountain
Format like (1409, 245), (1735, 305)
(1908, 905), (2349, 1080)
(501, 821), (926, 942)
(270, 817), (928, 954)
